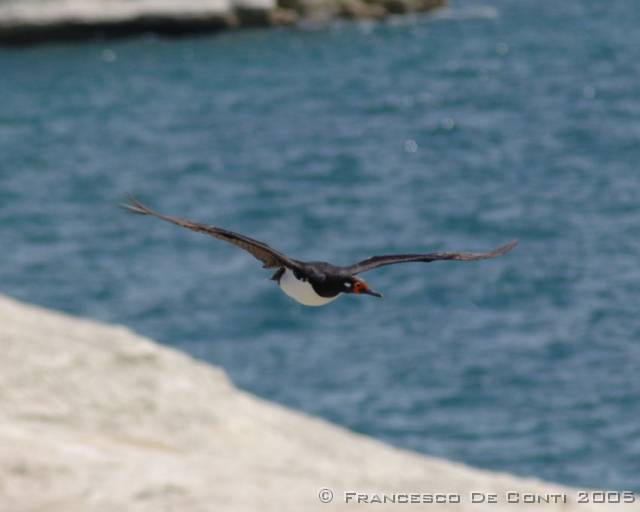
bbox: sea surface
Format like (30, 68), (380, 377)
(1, 0), (639, 492)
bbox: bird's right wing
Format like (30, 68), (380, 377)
(122, 198), (301, 270)
(345, 240), (518, 275)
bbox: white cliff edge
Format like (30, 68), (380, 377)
(0, 294), (635, 511)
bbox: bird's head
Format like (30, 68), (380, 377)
(343, 277), (383, 298)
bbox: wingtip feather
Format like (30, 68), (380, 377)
(496, 239), (518, 255)
(120, 196), (153, 216)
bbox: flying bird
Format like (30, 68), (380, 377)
(123, 199), (517, 307)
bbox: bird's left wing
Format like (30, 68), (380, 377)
(122, 198), (301, 270)
(345, 240), (518, 275)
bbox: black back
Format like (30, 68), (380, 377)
(295, 261), (351, 298)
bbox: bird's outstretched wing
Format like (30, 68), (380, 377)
(122, 198), (301, 270)
(345, 240), (518, 275)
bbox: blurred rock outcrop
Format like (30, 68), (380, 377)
(0, 0), (446, 44)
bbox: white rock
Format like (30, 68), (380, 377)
(0, 294), (635, 511)
(0, 0), (276, 25)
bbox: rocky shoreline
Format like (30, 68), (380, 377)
(0, 0), (446, 45)
(1, 294), (637, 511)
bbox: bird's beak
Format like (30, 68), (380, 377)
(364, 289), (383, 298)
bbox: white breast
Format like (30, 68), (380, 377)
(278, 268), (340, 307)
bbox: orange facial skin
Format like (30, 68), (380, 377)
(349, 278), (383, 298)
(352, 280), (367, 294)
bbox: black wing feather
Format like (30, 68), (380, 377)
(345, 240), (518, 275)
(122, 198), (300, 270)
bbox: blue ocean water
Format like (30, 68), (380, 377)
(1, 0), (640, 492)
